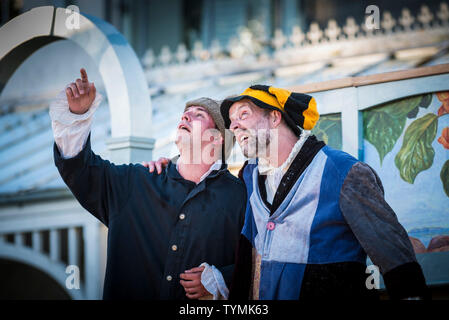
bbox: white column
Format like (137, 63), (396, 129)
(341, 107), (363, 159)
(341, 87), (362, 159)
(49, 229), (61, 262)
(106, 136), (155, 164)
(14, 232), (24, 246)
(83, 222), (102, 299)
(68, 227), (79, 267)
(32, 231), (43, 252)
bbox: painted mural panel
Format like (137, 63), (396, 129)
(312, 113), (342, 150)
(363, 92), (449, 254)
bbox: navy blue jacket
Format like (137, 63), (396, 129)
(54, 135), (246, 299)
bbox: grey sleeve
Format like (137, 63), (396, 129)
(339, 161), (417, 274)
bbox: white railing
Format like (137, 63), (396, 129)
(143, 3), (449, 86)
(1, 227), (80, 265)
(0, 201), (104, 299)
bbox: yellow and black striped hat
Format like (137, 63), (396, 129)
(220, 85), (319, 136)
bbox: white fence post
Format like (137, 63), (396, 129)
(49, 229), (60, 262)
(32, 231), (43, 252)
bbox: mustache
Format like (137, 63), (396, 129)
(234, 129), (251, 144)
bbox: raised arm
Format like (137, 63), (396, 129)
(50, 68), (100, 158)
(50, 68), (133, 226)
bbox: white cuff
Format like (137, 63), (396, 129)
(200, 262), (229, 300)
(49, 89), (103, 159)
(49, 89), (103, 125)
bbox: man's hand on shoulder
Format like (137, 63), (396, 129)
(141, 157), (170, 174)
(66, 68), (96, 115)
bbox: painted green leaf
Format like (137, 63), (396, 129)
(441, 160), (449, 198)
(419, 94), (432, 109)
(363, 95), (422, 165)
(407, 106), (419, 119)
(312, 114), (342, 150)
(382, 95), (423, 118)
(394, 113), (438, 184)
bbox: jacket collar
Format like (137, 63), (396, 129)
(167, 155), (228, 183)
(261, 135), (325, 214)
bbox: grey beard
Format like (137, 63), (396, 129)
(243, 135), (271, 159)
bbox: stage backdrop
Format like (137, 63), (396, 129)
(362, 91), (449, 253)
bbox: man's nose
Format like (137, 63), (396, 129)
(229, 119), (240, 132)
(181, 112), (191, 122)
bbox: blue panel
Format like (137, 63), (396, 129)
(241, 162), (258, 244)
(259, 260), (306, 300)
(308, 146), (366, 264)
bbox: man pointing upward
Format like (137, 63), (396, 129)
(50, 68), (246, 299)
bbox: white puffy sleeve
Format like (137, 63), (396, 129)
(49, 89), (103, 159)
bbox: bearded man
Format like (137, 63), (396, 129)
(220, 85), (428, 300)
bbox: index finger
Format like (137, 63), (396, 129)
(80, 68), (88, 83)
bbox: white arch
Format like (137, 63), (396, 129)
(0, 6), (154, 163)
(0, 241), (85, 300)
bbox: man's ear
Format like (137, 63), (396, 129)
(212, 134), (224, 146)
(270, 110), (282, 128)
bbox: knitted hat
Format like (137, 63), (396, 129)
(185, 97), (235, 161)
(220, 85), (319, 136)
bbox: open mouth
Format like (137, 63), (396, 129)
(178, 124), (191, 133)
(238, 134), (249, 144)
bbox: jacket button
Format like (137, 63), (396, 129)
(179, 213), (185, 220)
(171, 245), (178, 251)
(267, 221), (276, 231)
(166, 275), (172, 281)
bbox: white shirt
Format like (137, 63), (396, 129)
(49, 89), (103, 159)
(258, 130), (312, 204)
